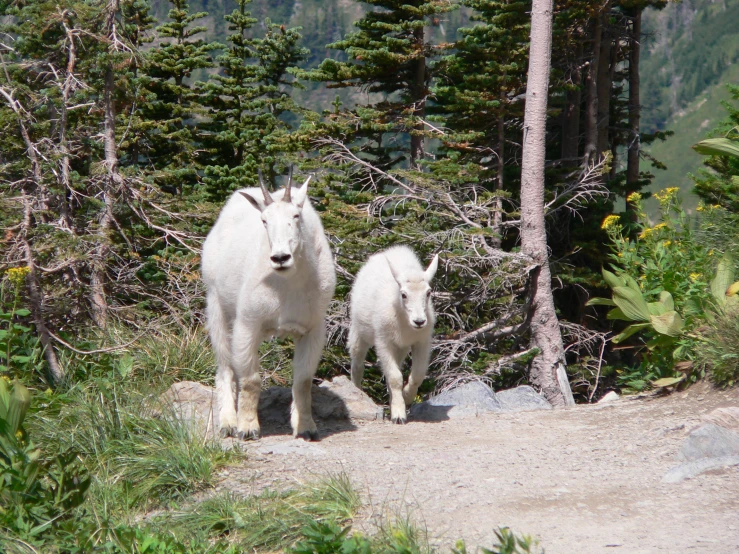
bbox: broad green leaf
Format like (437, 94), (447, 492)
(602, 268), (623, 290)
(607, 307), (632, 321)
(649, 311), (684, 336)
(622, 274), (642, 293)
(585, 297), (617, 307)
(659, 291), (675, 311)
(711, 254), (734, 305)
(693, 137), (739, 158)
(652, 375), (685, 388)
(612, 286), (651, 321)
(13, 308), (31, 317)
(612, 322), (651, 344)
(647, 302), (667, 317)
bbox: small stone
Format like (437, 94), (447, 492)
(598, 391), (620, 404)
(700, 406), (739, 433)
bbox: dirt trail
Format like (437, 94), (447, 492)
(219, 384), (739, 553)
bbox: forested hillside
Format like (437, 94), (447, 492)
(641, 0), (739, 201)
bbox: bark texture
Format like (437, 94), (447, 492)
(582, 16), (602, 166)
(409, 26), (426, 170)
(519, 0), (575, 407)
(626, 9), (642, 209)
(596, 18), (613, 157)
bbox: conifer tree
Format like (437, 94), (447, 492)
(131, 0), (218, 194)
(200, 0), (309, 200)
(304, 0), (454, 170)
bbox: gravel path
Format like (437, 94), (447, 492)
(217, 383), (739, 553)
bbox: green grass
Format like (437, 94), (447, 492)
(163, 473), (362, 551)
(26, 377), (239, 520)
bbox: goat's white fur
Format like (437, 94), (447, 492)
(202, 177), (336, 440)
(348, 246), (438, 423)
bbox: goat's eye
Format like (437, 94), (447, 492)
(401, 292), (407, 300)
(262, 220), (267, 226)
(426, 290), (431, 298)
(293, 214), (300, 220)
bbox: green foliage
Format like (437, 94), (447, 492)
(168, 474), (361, 551)
(453, 527), (543, 554)
(593, 189), (715, 390)
(0, 270), (43, 381)
(0, 380), (91, 548)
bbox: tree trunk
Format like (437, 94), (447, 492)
(491, 107), (505, 247)
(625, 8), (642, 213)
(596, 15), (612, 157)
(90, 63), (117, 329)
(22, 196), (64, 384)
(582, 16), (602, 166)
(59, 17), (77, 230)
(520, 0), (575, 406)
(409, 26), (426, 170)
(561, 43), (582, 162)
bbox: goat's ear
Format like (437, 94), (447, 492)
(239, 191), (263, 212)
(386, 257), (402, 286)
(292, 176), (311, 208)
(424, 254), (439, 282)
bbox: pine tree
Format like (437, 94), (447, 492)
(200, 0), (309, 200)
(130, 0), (218, 194)
(304, 0), (454, 170)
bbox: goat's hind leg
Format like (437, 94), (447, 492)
(207, 294), (238, 438)
(292, 324), (325, 441)
(231, 320), (262, 440)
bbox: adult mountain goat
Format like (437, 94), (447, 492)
(202, 171), (336, 441)
(349, 246), (438, 424)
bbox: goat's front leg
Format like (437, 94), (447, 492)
(231, 320), (262, 440)
(291, 324), (325, 441)
(404, 339), (431, 406)
(377, 343), (407, 424)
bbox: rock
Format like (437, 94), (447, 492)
(663, 423), (739, 482)
(662, 456), (739, 484)
(410, 381), (502, 421)
(496, 386), (552, 412)
(410, 382), (551, 421)
(160, 381), (218, 433)
(314, 376), (384, 422)
(598, 391), (620, 404)
(700, 406), (739, 433)
(677, 423), (739, 462)
(160, 376), (382, 434)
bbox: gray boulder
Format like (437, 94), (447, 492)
(663, 418), (739, 483)
(410, 382), (551, 421)
(496, 385), (553, 412)
(160, 376), (382, 434)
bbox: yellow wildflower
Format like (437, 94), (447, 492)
(711, 204), (721, 210)
(696, 205), (705, 212)
(6, 266), (30, 288)
(654, 187), (680, 205)
(601, 214), (621, 230)
(617, 252), (623, 257)
(654, 222), (668, 230)
(689, 273), (702, 282)
(663, 240), (672, 247)
(626, 192), (642, 203)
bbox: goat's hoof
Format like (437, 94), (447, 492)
(219, 426), (236, 438)
(391, 416), (407, 425)
(236, 429), (260, 441)
(296, 430), (320, 442)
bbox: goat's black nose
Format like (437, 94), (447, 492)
(271, 253), (292, 264)
(413, 319), (426, 327)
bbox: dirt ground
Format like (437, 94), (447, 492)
(218, 383), (739, 554)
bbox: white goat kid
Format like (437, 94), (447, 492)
(202, 171), (336, 441)
(348, 246), (438, 424)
